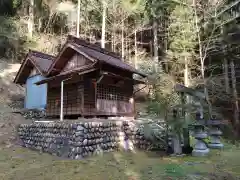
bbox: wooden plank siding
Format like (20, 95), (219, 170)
(46, 77), (134, 117)
(46, 83), (84, 116)
(62, 53), (92, 72)
(96, 83), (134, 116)
(29, 68), (39, 77)
(46, 86), (60, 116)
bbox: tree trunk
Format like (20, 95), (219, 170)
(121, 20), (124, 59)
(101, 0), (107, 48)
(126, 35), (129, 61)
(111, 0), (115, 52)
(77, 0), (81, 37)
(28, 0), (34, 38)
(221, 27), (230, 94)
(230, 58), (240, 134)
(201, 61), (212, 119)
(165, 22), (169, 72)
(223, 58), (230, 93)
(182, 77), (190, 148)
(193, 0), (212, 119)
(134, 29), (138, 68)
(38, 18), (42, 32)
(153, 20), (158, 72)
(184, 57), (189, 87)
(111, 29), (114, 51)
(183, 42), (190, 148)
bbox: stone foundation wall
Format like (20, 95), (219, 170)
(18, 121), (150, 159)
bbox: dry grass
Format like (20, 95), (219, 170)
(0, 143), (239, 180)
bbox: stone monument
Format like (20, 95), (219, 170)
(207, 119), (223, 149)
(192, 112), (209, 156)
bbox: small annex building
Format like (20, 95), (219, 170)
(14, 35), (147, 119)
(14, 50), (55, 109)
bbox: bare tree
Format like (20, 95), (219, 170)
(192, 0), (223, 118)
(134, 29), (138, 68)
(101, 0), (107, 48)
(77, 0), (81, 37)
(230, 57), (240, 133)
(153, 20), (158, 72)
(121, 19), (125, 58)
(28, 0), (34, 37)
(192, 0), (239, 122)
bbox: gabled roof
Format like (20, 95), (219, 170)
(29, 50), (55, 72)
(47, 35), (147, 77)
(14, 50), (55, 84)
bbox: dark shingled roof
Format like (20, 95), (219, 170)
(29, 50), (55, 73)
(14, 50), (55, 84)
(68, 35), (146, 77)
(48, 35), (147, 77)
(67, 35), (122, 59)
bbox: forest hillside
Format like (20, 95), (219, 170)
(0, 0), (240, 135)
(0, 1), (240, 179)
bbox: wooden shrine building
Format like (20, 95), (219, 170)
(34, 35), (147, 119)
(14, 50), (54, 109)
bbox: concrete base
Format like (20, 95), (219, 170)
(192, 148), (209, 157)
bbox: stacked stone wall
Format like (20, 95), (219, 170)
(18, 121), (151, 159)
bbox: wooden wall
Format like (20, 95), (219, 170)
(96, 83), (134, 116)
(29, 68), (39, 77)
(46, 83), (83, 116)
(83, 79), (96, 115)
(63, 53), (92, 72)
(46, 78), (134, 117)
(46, 86), (60, 116)
(46, 70), (134, 117)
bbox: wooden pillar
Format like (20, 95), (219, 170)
(60, 77), (73, 120)
(60, 80), (64, 121)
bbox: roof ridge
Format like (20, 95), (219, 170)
(29, 49), (55, 60)
(67, 35), (122, 60)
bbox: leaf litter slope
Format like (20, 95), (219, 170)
(0, 60), (26, 146)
